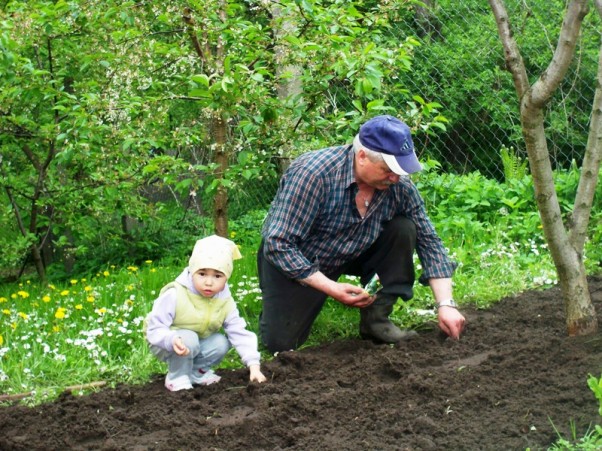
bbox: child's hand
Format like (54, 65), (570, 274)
(172, 336), (190, 356)
(249, 364), (267, 383)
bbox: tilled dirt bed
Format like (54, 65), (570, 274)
(1, 277), (602, 450)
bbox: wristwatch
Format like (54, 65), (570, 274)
(437, 299), (457, 309)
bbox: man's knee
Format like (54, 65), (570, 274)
(260, 320), (301, 353)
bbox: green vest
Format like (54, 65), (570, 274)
(159, 282), (235, 338)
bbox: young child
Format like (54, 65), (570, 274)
(144, 235), (267, 391)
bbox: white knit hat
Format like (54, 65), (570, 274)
(188, 235), (242, 279)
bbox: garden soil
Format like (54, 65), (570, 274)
(1, 277), (602, 451)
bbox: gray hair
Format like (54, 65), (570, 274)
(353, 135), (385, 164)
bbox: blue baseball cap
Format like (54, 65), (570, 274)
(357, 115), (422, 175)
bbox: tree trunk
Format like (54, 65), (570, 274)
(270, 0), (302, 172)
(212, 114), (229, 237)
(489, 0), (598, 336)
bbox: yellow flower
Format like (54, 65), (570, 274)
(230, 231), (236, 238)
(60, 290), (70, 296)
(11, 322), (17, 330)
(0, 297), (7, 303)
(75, 304), (83, 310)
(55, 307), (67, 319)
(127, 266), (138, 272)
(145, 260), (153, 264)
(150, 268), (157, 273)
(96, 307), (107, 315)
(18, 312), (28, 320)
(17, 291), (29, 299)
(70, 279), (78, 285)
(103, 270), (110, 277)
(84, 286), (92, 292)
(81, 278), (87, 282)
(52, 325), (60, 333)
(86, 295), (95, 303)
(42, 295), (51, 303)
(10, 294), (16, 299)
(48, 284), (56, 290)
(0, 334), (3, 346)
(2, 309), (10, 315)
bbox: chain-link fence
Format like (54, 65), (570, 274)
(223, 1), (599, 219)
(389, 0), (598, 180)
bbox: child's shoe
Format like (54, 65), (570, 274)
(190, 369), (221, 386)
(165, 375), (193, 391)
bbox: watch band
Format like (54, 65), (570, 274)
(437, 299), (457, 309)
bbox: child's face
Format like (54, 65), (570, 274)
(192, 268), (227, 297)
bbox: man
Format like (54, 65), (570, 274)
(258, 115), (465, 353)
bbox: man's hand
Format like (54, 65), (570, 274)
(438, 306), (465, 340)
(300, 271), (374, 308)
(334, 283), (375, 307)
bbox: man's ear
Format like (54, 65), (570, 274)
(356, 148), (368, 165)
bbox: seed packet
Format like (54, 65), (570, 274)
(363, 274), (382, 296)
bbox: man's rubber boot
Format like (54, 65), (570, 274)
(359, 295), (417, 343)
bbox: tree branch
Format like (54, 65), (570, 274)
(488, 0), (530, 98)
(182, 7), (206, 64)
(570, 1), (602, 249)
(530, 0), (589, 108)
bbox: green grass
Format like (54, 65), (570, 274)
(0, 231), (575, 402)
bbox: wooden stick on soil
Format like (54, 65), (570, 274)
(0, 381), (107, 402)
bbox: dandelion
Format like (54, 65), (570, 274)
(127, 266), (138, 272)
(60, 290), (70, 296)
(87, 295), (95, 303)
(0, 297), (7, 303)
(96, 307), (107, 315)
(55, 307), (67, 319)
(18, 312), (28, 320)
(0, 334), (3, 346)
(103, 270), (110, 277)
(17, 291), (29, 299)
(2, 309), (10, 315)
(145, 260), (153, 264)
(52, 325), (60, 333)
(84, 286), (92, 292)
(42, 295), (51, 303)
(75, 304), (83, 310)
(70, 279), (78, 285)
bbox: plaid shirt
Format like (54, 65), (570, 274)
(261, 145), (457, 283)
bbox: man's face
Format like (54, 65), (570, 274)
(357, 150), (401, 189)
